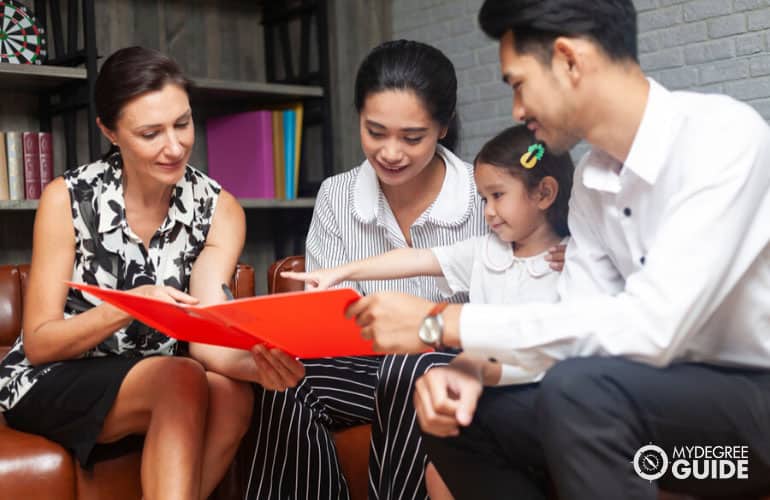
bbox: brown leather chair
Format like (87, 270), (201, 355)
(0, 263), (255, 500)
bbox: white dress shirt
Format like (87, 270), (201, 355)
(460, 79), (770, 384)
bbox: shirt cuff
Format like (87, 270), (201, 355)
(496, 364), (545, 386)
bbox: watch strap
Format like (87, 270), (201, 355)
(429, 302), (449, 316)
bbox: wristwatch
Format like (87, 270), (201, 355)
(418, 302), (449, 348)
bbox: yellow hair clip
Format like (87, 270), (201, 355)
(520, 143), (545, 169)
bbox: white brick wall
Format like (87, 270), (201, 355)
(392, 0), (770, 160)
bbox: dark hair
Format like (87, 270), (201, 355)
(478, 0), (638, 64)
(474, 125), (574, 237)
(95, 46), (191, 158)
(354, 40), (460, 151)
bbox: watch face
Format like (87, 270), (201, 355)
(419, 317), (440, 345)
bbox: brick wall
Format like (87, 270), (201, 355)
(392, 0), (770, 160)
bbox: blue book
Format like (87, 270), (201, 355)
(283, 110), (296, 200)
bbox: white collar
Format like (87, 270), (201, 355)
(482, 233), (563, 278)
(581, 78), (683, 193)
(352, 144), (473, 227)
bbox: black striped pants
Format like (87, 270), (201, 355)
(243, 352), (456, 500)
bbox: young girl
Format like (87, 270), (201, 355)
(283, 125), (574, 319)
(283, 124), (573, 500)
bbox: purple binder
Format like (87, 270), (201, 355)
(206, 110), (275, 199)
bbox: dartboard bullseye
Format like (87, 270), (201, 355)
(0, 0), (47, 64)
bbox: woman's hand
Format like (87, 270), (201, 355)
(280, 269), (345, 290)
(127, 284), (200, 304)
(250, 345), (306, 391)
(545, 243), (567, 271)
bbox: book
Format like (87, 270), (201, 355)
(206, 110), (275, 199)
(255, 111), (275, 199)
(272, 110), (285, 200)
(38, 132), (53, 191)
(5, 131), (24, 201)
(293, 102), (304, 198)
(22, 131), (41, 199)
(0, 132), (8, 201)
(67, 282), (377, 358)
(283, 109), (295, 200)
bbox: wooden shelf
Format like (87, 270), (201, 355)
(190, 78), (323, 106)
(0, 63), (87, 92)
(0, 200), (38, 210)
(0, 198), (315, 211)
(239, 197), (315, 209)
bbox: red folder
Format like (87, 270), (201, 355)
(68, 282), (375, 358)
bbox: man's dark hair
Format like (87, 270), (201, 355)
(478, 0), (638, 64)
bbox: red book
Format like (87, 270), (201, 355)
(38, 132), (53, 191)
(67, 282), (375, 358)
(22, 132), (41, 199)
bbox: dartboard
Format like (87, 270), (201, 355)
(0, 0), (47, 64)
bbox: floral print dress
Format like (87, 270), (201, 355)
(0, 155), (220, 412)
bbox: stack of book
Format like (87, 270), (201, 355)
(206, 103), (304, 200)
(0, 131), (54, 201)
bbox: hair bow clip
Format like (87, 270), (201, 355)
(520, 143), (545, 169)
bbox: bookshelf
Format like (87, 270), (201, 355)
(191, 78), (323, 104)
(0, 0), (332, 295)
(0, 64), (87, 91)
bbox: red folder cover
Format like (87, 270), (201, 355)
(68, 282), (375, 358)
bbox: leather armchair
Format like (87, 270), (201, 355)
(0, 263), (255, 500)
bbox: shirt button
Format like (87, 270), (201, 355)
(623, 207), (632, 217)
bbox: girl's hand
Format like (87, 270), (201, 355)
(545, 243), (567, 271)
(280, 270), (343, 290)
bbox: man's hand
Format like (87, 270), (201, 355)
(345, 292), (434, 353)
(546, 243), (567, 271)
(249, 345), (306, 391)
(414, 358), (484, 437)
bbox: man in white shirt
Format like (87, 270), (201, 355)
(346, 0), (770, 498)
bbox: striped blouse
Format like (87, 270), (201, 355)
(305, 144), (489, 301)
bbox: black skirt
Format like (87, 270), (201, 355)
(3, 356), (148, 469)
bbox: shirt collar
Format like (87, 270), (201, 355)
(352, 144), (473, 227)
(581, 78), (682, 193)
(97, 156), (194, 234)
(482, 233), (563, 277)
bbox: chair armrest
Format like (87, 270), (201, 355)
(267, 256), (305, 294)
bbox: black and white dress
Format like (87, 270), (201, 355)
(0, 155), (220, 467)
